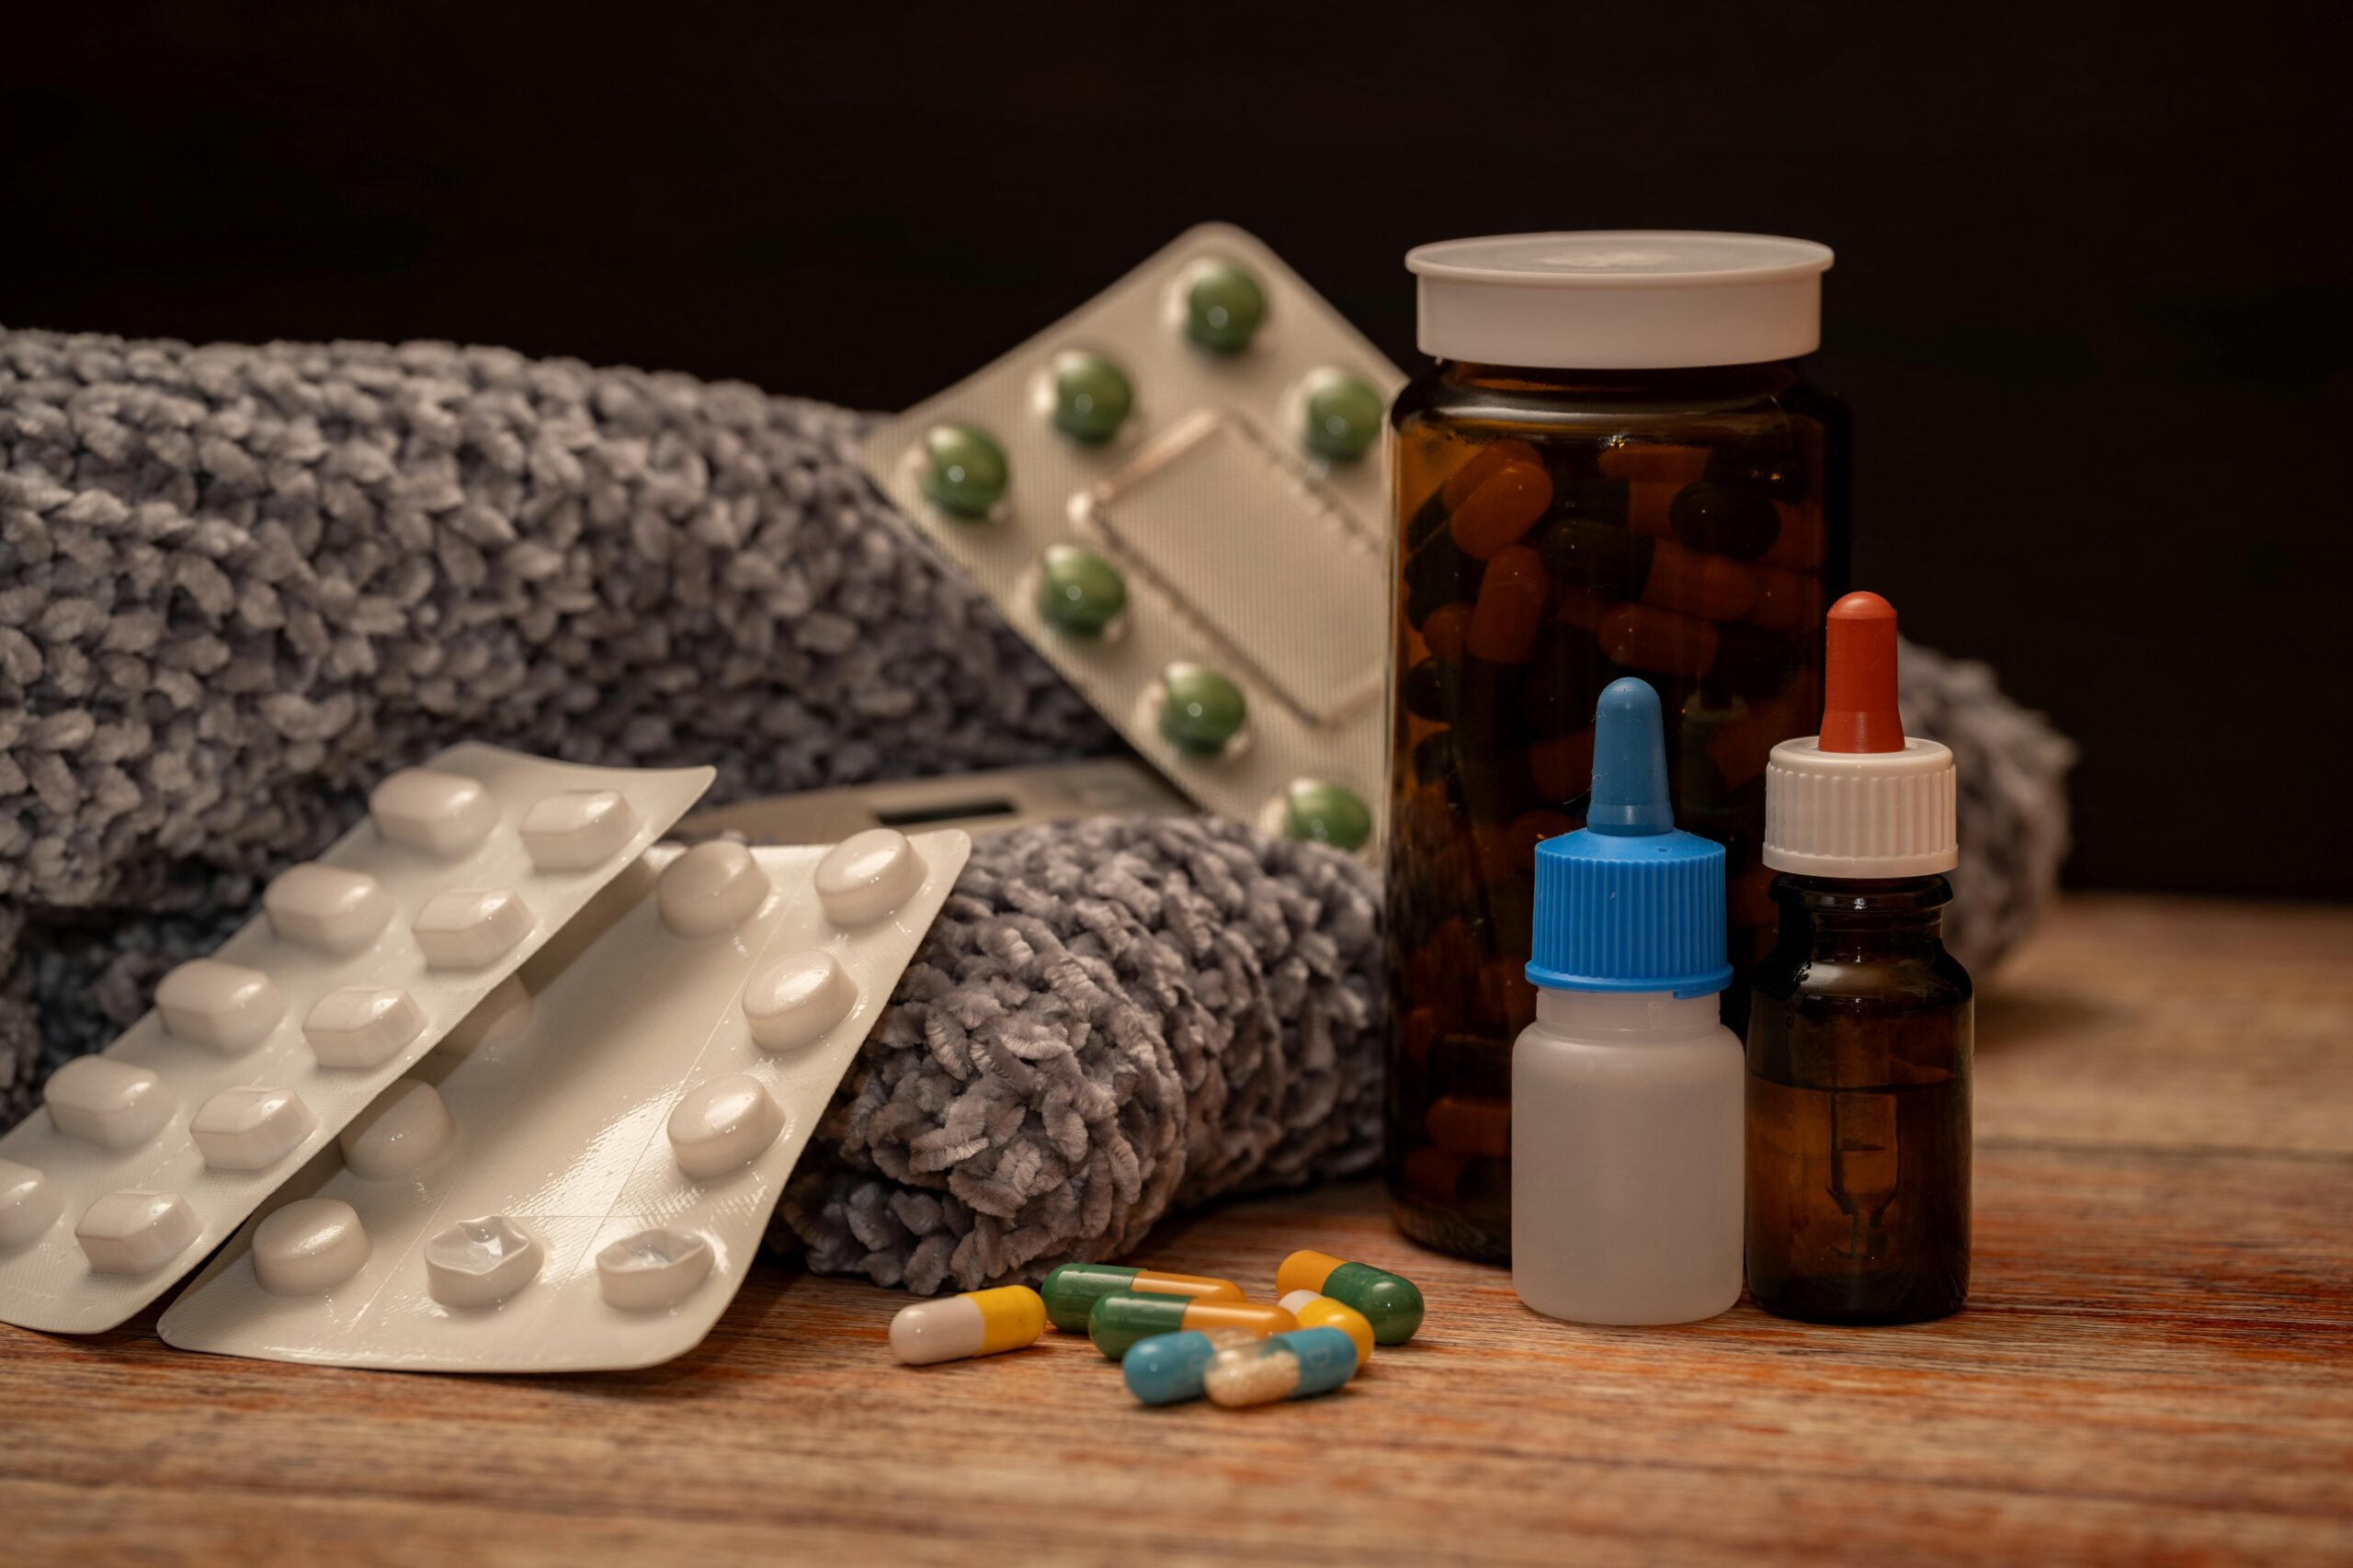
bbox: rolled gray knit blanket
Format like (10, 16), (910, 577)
(0, 327), (1386, 1291)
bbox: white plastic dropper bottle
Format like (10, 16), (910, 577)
(1512, 676), (1745, 1326)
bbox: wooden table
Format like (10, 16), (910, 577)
(6, 894), (2349, 1566)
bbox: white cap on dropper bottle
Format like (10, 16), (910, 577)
(1763, 592), (1958, 879)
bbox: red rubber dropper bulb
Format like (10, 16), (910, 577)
(1818, 591), (1905, 754)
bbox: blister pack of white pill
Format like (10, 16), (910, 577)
(158, 828), (971, 1373)
(0, 744), (712, 1333)
(861, 222), (1403, 859)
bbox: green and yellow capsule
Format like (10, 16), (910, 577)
(1087, 1291), (1297, 1360)
(1039, 1261), (1243, 1333)
(1276, 1249), (1425, 1345)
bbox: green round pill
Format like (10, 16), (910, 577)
(1050, 350), (1133, 443)
(1302, 372), (1384, 462)
(1159, 663), (1246, 755)
(1184, 261), (1266, 354)
(1282, 779), (1372, 851)
(1035, 545), (1127, 638)
(918, 423), (1006, 518)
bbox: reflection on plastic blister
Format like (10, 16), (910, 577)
(861, 222), (1400, 857)
(158, 830), (972, 1374)
(0, 744), (712, 1334)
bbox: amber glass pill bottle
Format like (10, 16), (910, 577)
(1386, 233), (1847, 1260)
(1745, 593), (1971, 1324)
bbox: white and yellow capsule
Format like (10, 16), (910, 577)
(889, 1285), (1047, 1366)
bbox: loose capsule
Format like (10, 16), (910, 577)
(890, 1285), (1048, 1365)
(1464, 545), (1547, 664)
(1277, 1290), (1376, 1364)
(1088, 1291), (1297, 1360)
(1276, 1250), (1426, 1345)
(1202, 1326), (1359, 1408)
(1039, 1261), (1244, 1333)
(1449, 460), (1553, 560)
(1122, 1326), (1260, 1405)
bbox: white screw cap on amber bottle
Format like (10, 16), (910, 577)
(1763, 592), (1958, 880)
(1405, 232), (1833, 369)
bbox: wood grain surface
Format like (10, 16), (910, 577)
(5, 892), (2349, 1567)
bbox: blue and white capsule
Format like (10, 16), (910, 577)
(1121, 1326), (1259, 1406)
(1202, 1325), (1360, 1408)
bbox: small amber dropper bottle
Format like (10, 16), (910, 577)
(1744, 592), (1972, 1324)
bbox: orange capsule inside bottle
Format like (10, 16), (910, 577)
(1427, 1094), (1511, 1157)
(1643, 538), (1758, 622)
(1465, 546), (1548, 663)
(1449, 461), (1554, 560)
(1596, 603), (1719, 680)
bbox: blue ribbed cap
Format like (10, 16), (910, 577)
(1526, 677), (1733, 998)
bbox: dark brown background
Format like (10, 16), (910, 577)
(4, 2), (2347, 897)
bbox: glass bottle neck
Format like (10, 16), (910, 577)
(1774, 874), (1953, 960)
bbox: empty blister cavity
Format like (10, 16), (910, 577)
(597, 1229), (715, 1311)
(254, 1199), (370, 1296)
(76, 1190), (199, 1275)
(153, 960), (284, 1053)
(668, 1074), (786, 1179)
(369, 767), (498, 856)
(45, 1058), (172, 1150)
(0, 1162), (61, 1248)
(743, 950), (857, 1051)
(412, 887), (534, 969)
(520, 790), (639, 870)
(264, 864), (395, 954)
(658, 842), (772, 937)
(426, 1215), (541, 1308)
(303, 986), (427, 1070)
(189, 1087), (317, 1172)
(338, 1079), (456, 1179)
(813, 828), (926, 926)
(438, 974), (533, 1056)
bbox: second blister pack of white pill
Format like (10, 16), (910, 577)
(159, 826), (971, 1373)
(0, 744), (712, 1333)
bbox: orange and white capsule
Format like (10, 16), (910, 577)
(889, 1285), (1047, 1366)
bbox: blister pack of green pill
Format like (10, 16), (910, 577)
(861, 223), (1403, 854)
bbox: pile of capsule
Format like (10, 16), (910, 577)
(889, 1248), (1425, 1410)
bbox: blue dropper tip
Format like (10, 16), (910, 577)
(1586, 676), (1675, 836)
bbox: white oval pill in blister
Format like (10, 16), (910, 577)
(425, 1215), (541, 1308)
(153, 960), (284, 1053)
(813, 828), (926, 926)
(519, 790), (638, 870)
(189, 1086), (317, 1172)
(596, 1228), (714, 1311)
(0, 1160), (62, 1249)
(254, 1199), (371, 1296)
(303, 986), (427, 1070)
(369, 768), (498, 857)
(412, 887), (534, 970)
(338, 1079), (455, 1179)
(657, 842), (771, 937)
(667, 1074), (785, 1179)
(45, 1058), (173, 1150)
(264, 864), (395, 954)
(76, 1189), (199, 1275)
(743, 950), (857, 1051)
